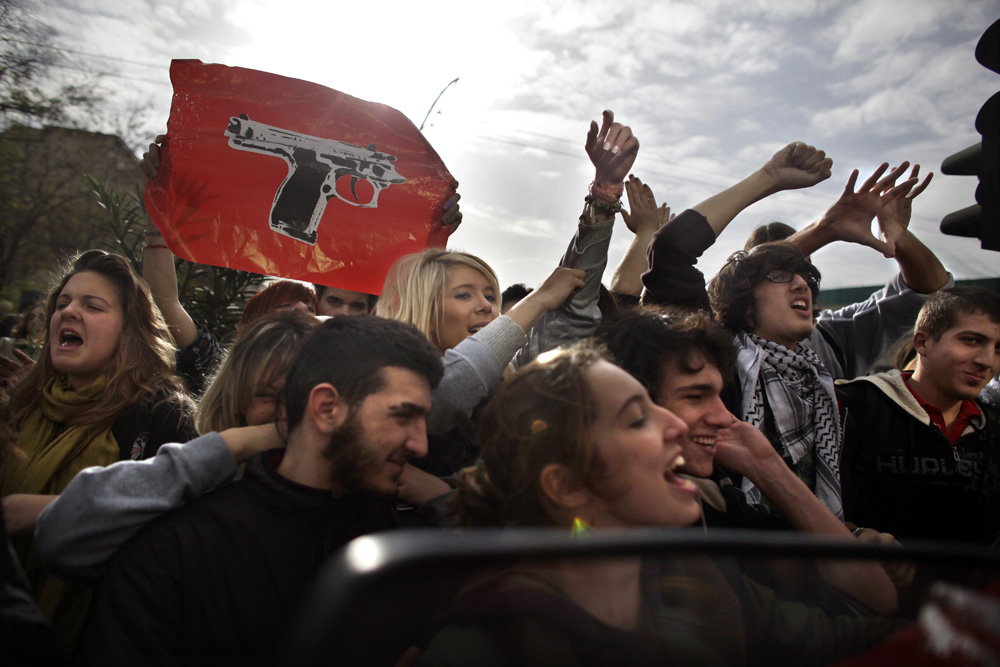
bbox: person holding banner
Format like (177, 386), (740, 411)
(141, 211), (223, 397)
(377, 110), (638, 476)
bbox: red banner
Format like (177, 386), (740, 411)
(144, 59), (454, 294)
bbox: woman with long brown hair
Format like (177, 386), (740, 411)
(0, 249), (194, 649)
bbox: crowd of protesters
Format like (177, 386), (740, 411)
(1, 109), (999, 666)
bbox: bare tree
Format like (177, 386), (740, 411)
(0, 125), (140, 297)
(0, 0), (102, 129)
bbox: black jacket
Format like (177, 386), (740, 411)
(839, 370), (1000, 547)
(76, 450), (414, 667)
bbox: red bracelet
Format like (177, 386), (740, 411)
(145, 243), (169, 249)
(589, 180), (624, 202)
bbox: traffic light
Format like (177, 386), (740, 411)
(941, 19), (999, 251)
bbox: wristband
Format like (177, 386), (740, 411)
(144, 230), (163, 237)
(584, 194), (623, 214)
(145, 243), (169, 250)
(588, 181), (624, 202)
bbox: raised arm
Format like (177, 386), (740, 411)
(715, 420), (898, 615)
(789, 162), (918, 257)
(512, 110), (638, 362)
(877, 165), (948, 293)
(427, 113), (633, 434)
(610, 175), (672, 297)
(141, 135), (199, 348)
(641, 142), (831, 309)
(791, 164), (947, 378)
(696, 141), (832, 236)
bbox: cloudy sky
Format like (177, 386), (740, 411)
(41, 0), (999, 294)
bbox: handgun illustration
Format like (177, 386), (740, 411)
(225, 114), (406, 245)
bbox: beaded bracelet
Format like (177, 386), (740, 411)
(589, 180), (625, 202)
(584, 194), (623, 214)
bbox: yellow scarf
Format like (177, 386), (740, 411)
(0, 373), (119, 651)
(1, 374), (118, 495)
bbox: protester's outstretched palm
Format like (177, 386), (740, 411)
(622, 175), (672, 235)
(877, 164), (932, 233)
(820, 163), (918, 257)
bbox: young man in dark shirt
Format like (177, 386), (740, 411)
(77, 316), (444, 666)
(840, 286), (1000, 546)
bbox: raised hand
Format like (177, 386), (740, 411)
(877, 164), (932, 234)
(816, 162), (919, 257)
(760, 141), (833, 192)
(140, 134), (166, 181)
(621, 175), (673, 236)
(585, 110), (639, 183)
(441, 180), (463, 236)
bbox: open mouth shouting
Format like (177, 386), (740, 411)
(59, 328), (84, 348)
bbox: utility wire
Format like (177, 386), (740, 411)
(3, 38), (166, 70)
(47, 61), (168, 86)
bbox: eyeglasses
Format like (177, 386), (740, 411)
(763, 269), (819, 291)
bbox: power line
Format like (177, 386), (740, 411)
(47, 61), (169, 86)
(4, 38), (166, 70)
(3, 38), (170, 85)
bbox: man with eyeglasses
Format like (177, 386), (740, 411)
(639, 143), (950, 518)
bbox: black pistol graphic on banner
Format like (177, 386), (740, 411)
(225, 114), (406, 245)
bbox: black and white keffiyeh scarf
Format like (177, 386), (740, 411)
(737, 333), (843, 519)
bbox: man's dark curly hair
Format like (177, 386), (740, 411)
(708, 241), (821, 333)
(593, 305), (736, 399)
